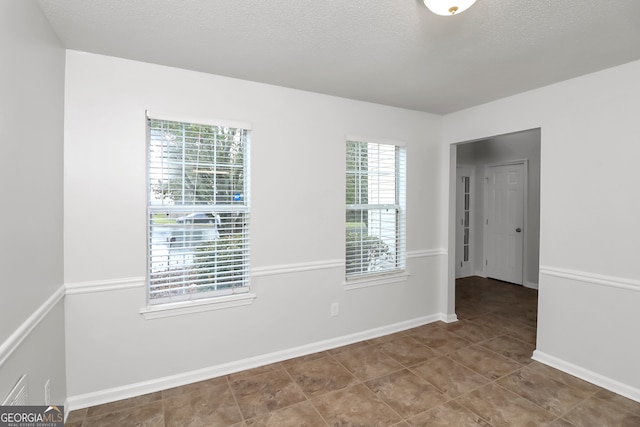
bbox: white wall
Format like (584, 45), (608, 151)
(0, 0), (66, 405)
(444, 60), (640, 400)
(457, 130), (541, 286)
(63, 51), (445, 404)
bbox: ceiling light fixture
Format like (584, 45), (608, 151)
(423, 0), (476, 16)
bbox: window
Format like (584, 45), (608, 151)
(346, 140), (406, 279)
(147, 116), (250, 305)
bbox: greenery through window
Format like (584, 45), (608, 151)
(147, 117), (250, 304)
(346, 140), (406, 278)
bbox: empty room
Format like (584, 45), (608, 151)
(1, 1), (639, 426)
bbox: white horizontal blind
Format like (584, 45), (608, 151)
(346, 140), (406, 278)
(147, 117), (250, 304)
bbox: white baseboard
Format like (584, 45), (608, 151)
(66, 314), (445, 411)
(532, 350), (640, 403)
(523, 281), (538, 290)
(441, 313), (458, 323)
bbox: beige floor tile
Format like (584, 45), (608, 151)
(82, 400), (164, 427)
(456, 383), (556, 427)
(480, 334), (535, 365)
(229, 369), (306, 419)
(244, 400), (327, 426)
(454, 303), (494, 320)
(501, 322), (537, 345)
(326, 340), (371, 355)
(311, 383), (402, 426)
(409, 327), (472, 355)
(563, 394), (640, 427)
(366, 331), (408, 346)
(548, 419), (578, 427)
(164, 383), (243, 427)
(364, 369), (447, 418)
(281, 352), (328, 370)
(495, 306), (537, 328)
(85, 391), (162, 418)
(526, 362), (601, 396)
(441, 320), (502, 343)
(286, 355), (358, 398)
(376, 335), (441, 367)
(497, 366), (595, 416)
(410, 356), (489, 398)
(593, 389), (640, 416)
(404, 322), (445, 336)
(408, 401), (491, 427)
(468, 314), (511, 332)
(448, 345), (522, 380)
(332, 346), (404, 381)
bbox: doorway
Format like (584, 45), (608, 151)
(448, 128), (541, 320)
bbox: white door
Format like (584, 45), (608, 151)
(485, 163), (524, 285)
(456, 167), (474, 278)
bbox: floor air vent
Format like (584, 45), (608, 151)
(2, 374), (28, 406)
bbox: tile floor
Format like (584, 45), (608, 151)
(65, 277), (640, 426)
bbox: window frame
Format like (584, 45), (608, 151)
(345, 138), (407, 284)
(143, 113), (254, 314)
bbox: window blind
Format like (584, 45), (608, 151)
(346, 140), (406, 278)
(147, 117), (250, 304)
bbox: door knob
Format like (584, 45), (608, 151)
(516, 228), (522, 232)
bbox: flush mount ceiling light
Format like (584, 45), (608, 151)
(423, 0), (476, 16)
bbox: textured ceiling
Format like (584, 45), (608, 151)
(37, 0), (640, 114)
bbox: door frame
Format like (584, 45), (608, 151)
(482, 159), (529, 284)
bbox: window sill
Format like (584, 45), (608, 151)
(343, 271), (410, 291)
(140, 292), (256, 319)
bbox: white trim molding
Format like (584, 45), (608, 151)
(65, 313), (444, 411)
(251, 248), (447, 277)
(540, 266), (640, 292)
(0, 285), (65, 367)
(250, 250), (446, 280)
(533, 350), (640, 403)
(65, 277), (145, 295)
(252, 259), (344, 277)
(407, 248), (447, 259)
